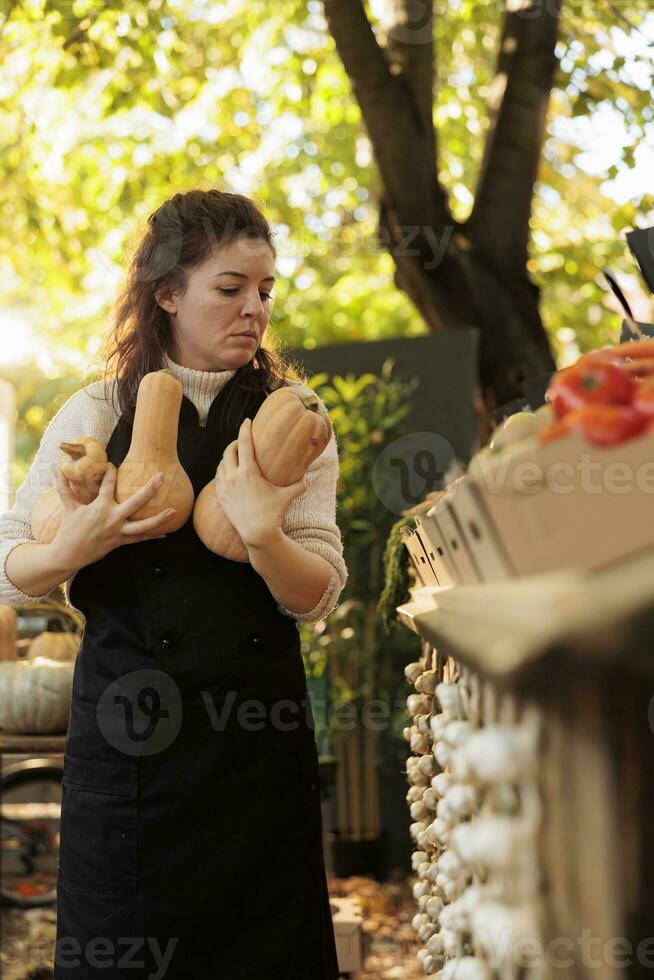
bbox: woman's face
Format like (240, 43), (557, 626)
(155, 236), (276, 371)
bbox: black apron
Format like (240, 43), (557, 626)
(54, 371), (340, 980)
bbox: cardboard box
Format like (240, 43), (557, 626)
(401, 527), (435, 586)
(432, 500), (481, 585)
(447, 476), (513, 583)
(469, 429), (654, 577)
(415, 510), (459, 586)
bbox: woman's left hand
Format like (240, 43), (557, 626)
(215, 418), (308, 549)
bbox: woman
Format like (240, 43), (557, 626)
(0, 189), (347, 978)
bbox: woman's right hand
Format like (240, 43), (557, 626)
(47, 462), (177, 572)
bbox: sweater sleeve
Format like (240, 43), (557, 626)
(276, 384), (348, 625)
(0, 380), (118, 608)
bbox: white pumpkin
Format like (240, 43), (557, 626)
(0, 657), (73, 733)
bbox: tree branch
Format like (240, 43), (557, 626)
(467, 0), (562, 279)
(380, 0), (435, 144)
(323, 0), (449, 229)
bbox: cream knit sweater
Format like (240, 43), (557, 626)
(0, 353), (348, 624)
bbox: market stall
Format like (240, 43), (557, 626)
(395, 335), (654, 979)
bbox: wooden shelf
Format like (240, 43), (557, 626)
(397, 545), (654, 692)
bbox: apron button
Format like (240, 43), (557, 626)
(153, 566), (164, 576)
(248, 634), (264, 648)
(160, 637), (173, 649)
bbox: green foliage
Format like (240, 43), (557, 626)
(1, 362), (95, 491)
(377, 515), (415, 637)
(1, 0), (652, 430)
(2, 1), (653, 498)
(308, 360), (419, 564)
(299, 364), (422, 740)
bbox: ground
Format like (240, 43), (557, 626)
(0, 873), (423, 979)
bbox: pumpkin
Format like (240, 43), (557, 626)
(27, 631), (80, 662)
(193, 385), (332, 561)
(0, 657), (74, 734)
(0, 605), (17, 661)
(32, 436), (108, 544)
(114, 369), (194, 530)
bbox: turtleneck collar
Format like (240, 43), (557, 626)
(162, 351), (238, 427)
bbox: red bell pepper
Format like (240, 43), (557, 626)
(538, 404), (647, 447)
(548, 359), (635, 419)
(632, 382), (654, 422)
(584, 339), (654, 363)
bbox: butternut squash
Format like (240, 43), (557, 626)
(27, 631), (80, 662)
(193, 385), (332, 561)
(115, 369), (194, 530)
(32, 437), (108, 544)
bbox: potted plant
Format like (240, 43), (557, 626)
(300, 360), (423, 878)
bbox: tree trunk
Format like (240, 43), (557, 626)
(323, 0), (562, 411)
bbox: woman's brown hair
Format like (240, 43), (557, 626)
(93, 188), (307, 426)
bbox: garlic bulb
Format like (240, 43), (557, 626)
(407, 785), (424, 805)
(405, 661), (423, 685)
(415, 669), (437, 694)
(416, 712), (432, 735)
(417, 861), (431, 880)
(411, 732), (431, 754)
(443, 719), (472, 747)
(410, 801), (430, 822)
(437, 850), (463, 878)
(407, 758), (429, 787)
(450, 816), (530, 872)
(434, 740), (451, 768)
(442, 956), (491, 980)
(422, 787), (439, 810)
(416, 948), (436, 973)
(440, 927), (460, 956)
(435, 682), (463, 718)
(409, 820), (428, 841)
(442, 783), (478, 820)
(436, 874), (466, 901)
(451, 725), (536, 784)
(407, 693), (432, 717)
(470, 901), (541, 969)
(436, 797), (454, 824)
(431, 772), (452, 797)
(426, 863), (440, 884)
(412, 912), (429, 933)
(430, 712), (448, 740)
(425, 895), (443, 920)
(426, 818), (450, 846)
(413, 879), (431, 900)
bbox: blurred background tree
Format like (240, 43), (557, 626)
(0, 0), (652, 477)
